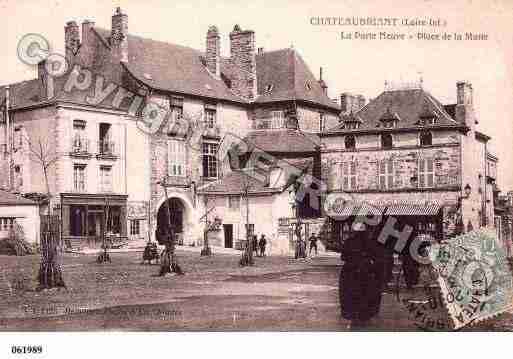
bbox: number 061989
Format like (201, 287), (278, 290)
(11, 346), (43, 354)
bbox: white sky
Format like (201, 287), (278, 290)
(1, 0), (512, 190)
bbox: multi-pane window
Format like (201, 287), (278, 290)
(168, 140), (186, 176)
(0, 218), (15, 232)
(381, 133), (393, 149)
(202, 142), (218, 178)
(130, 219), (140, 235)
(270, 111), (285, 129)
(339, 162), (357, 190)
(73, 120), (87, 151)
(73, 164), (86, 192)
(228, 196), (241, 210)
(168, 97), (184, 132)
(319, 113), (325, 132)
(99, 165), (112, 192)
(379, 160), (394, 190)
(418, 158), (434, 188)
(205, 108), (216, 128)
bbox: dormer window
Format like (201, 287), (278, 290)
(265, 84), (274, 93)
(418, 106), (437, 126)
(379, 108), (400, 129)
(381, 133), (393, 149)
(305, 82), (312, 91)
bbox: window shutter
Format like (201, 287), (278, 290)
(387, 161), (393, 188)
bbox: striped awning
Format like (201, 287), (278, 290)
(385, 202), (442, 216)
(330, 201), (385, 217)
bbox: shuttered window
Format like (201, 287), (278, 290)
(340, 162), (357, 190)
(168, 140), (186, 177)
(419, 158), (434, 188)
(379, 160), (394, 189)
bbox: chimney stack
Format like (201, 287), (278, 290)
(64, 21), (80, 63)
(111, 7), (128, 63)
(457, 81), (473, 106)
(456, 81), (476, 128)
(206, 26), (221, 77)
(229, 24), (257, 100)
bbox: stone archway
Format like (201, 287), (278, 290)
(154, 193), (197, 245)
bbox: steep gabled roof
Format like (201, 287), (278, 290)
(255, 49), (339, 110)
(325, 88), (462, 134)
(93, 28), (245, 103)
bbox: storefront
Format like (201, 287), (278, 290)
(60, 193), (128, 249)
(329, 201), (444, 252)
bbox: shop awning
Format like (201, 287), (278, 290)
(330, 201), (385, 217)
(385, 202), (442, 216)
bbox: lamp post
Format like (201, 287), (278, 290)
(97, 195), (111, 263)
(455, 183), (472, 235)
(201, 196), (213, 256)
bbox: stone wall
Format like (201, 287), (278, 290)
(323, 145), (461, 192)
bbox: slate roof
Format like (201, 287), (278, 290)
(255, 49), (339, 110)
(199, 157), (313, 195)
(0, 79), (46, 110)
(93, 28), (245, 103)
(2, 25), (339, 113)
(0, 190), (37, 206)
(242, 129), (320, 153)
(197, 170), (280, 195)
(325, 88), (463, 134)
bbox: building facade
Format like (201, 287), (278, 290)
(321, 82), (498, 250)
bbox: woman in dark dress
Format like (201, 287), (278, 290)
(339, 225), (390, 329)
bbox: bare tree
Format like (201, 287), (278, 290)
(239, 172), (255, 266)
(24, 133), (66, 290)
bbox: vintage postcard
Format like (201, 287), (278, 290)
(0, 0), (512, 356)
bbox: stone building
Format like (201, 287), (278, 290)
(1, 7), (340, 251)
(321, 82), (498, 249)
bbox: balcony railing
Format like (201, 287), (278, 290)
(97, 140), (116, 159)
(70, 138), (91, 158)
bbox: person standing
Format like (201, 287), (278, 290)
(339, 226), (388, 330)
(308, 232), (318, 256)
(252, 234), (259, 257)
(259, 234), (267, 257)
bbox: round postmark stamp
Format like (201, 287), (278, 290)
(400, 229), (513, 331)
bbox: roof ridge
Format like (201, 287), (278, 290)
(95, 26), (203, 54)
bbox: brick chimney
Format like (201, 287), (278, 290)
(111, 7), (128, 63)
(229, 25), (257, 100)
(80, 20), (95, 67)
(455, 81), (476, 128)
(64, 21), (80, 63)
(206, 26), (221, 77)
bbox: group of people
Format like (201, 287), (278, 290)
(250, 234), (267, 257)
(295, 232), (320, 259)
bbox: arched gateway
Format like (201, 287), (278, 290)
(155, 194), (196, 246)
